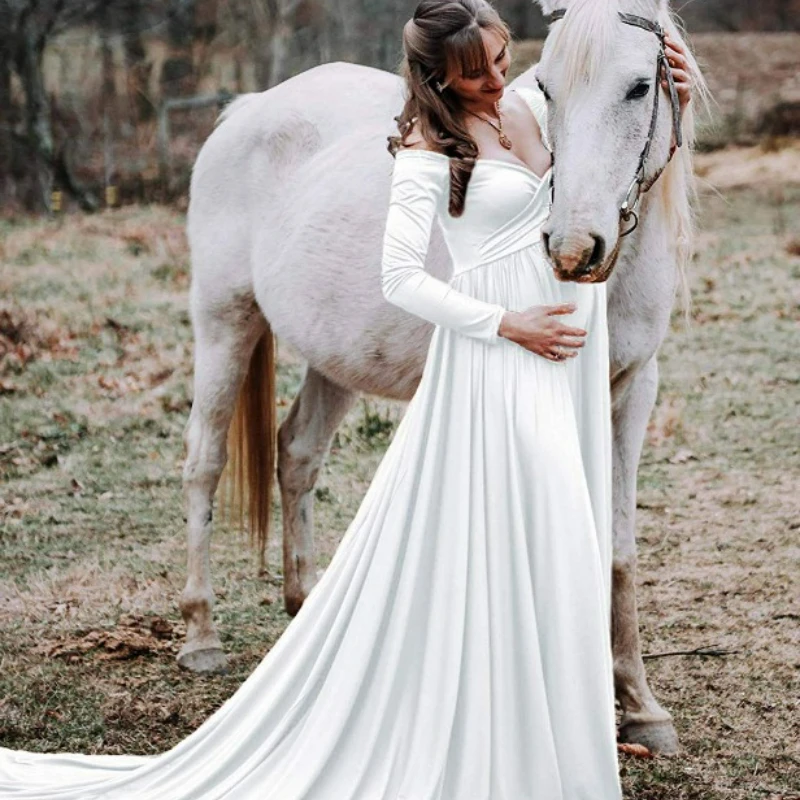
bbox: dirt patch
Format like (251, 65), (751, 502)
(695, 139), (800, 189)
(37, 614), (179, 663)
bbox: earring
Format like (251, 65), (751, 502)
(435, 80), (444, 93)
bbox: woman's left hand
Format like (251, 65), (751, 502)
(662, 33), (692, 112)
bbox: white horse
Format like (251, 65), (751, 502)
(180, 0), (707, 755)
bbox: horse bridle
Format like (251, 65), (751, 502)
(546, 8), (683, 237)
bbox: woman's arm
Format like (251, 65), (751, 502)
(381, 152), (508, 345)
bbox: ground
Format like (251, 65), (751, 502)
(0, 145), (798, 799)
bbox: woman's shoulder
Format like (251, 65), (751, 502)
(391, 153), (449, 207)
(393, 148), (450, 196)
(508, 84), (549, 146)
(397, 117), (448, 157)
(393, 118), (450, 187)
(510, 82), (546, 111)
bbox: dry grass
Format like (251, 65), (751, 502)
(0, 148), (799, 797)
(694, 139), (800, 190)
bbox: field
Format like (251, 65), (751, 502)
(1, 146), (799, 799)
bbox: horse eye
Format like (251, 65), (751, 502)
(536, 78), (552, 102)
(626, 82), (650, 100)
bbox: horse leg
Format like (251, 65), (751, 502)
(178, 297), (266, 674)
(611, 356), (680, 755)
(278, 367), (357, 616)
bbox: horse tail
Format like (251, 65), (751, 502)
(219, 326), (277, 571)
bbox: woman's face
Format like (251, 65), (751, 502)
(445, 27), (511, 104)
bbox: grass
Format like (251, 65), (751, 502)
(1, 170), (799, 797)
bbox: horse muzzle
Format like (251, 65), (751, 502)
(542, 229), (616, 283)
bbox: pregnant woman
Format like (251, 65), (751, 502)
(0, 1), (692, 797)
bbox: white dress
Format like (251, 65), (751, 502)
(0, 86), (622, 800)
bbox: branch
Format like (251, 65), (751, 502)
(37, 0), (66, 50)
(643, 643), (741, 660)
(47, 0), (109, 39)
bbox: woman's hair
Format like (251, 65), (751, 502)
(387, 0), (511, 217)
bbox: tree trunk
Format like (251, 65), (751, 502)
(18, 8), (54, 212)
(121, 3), (152, 123)
(0, 50), (13, 201)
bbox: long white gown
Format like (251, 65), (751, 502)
(0, 86), (622, 799)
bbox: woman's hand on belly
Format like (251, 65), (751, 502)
(497, 302), (587, 363)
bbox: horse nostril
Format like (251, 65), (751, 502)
(542, 231), (551, 258)
(587, 233), (606, 268)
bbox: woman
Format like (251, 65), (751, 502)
(0, 1), (692, 798)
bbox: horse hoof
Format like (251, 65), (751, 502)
(177, 646), (229, 675)
(618, 718), (680, 756)
(284, 594), (304, 617)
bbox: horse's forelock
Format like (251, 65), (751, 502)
(546, 0), (672, 92)
(546, 0), (619, 91)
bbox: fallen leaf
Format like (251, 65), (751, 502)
(617, 742), (655, 758)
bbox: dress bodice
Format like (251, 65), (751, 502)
(396, 150), (552, 274)
(381, 84), (554, 346)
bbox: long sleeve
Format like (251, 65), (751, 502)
(381, 152), (508, 345)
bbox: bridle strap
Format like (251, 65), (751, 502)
(545, 7), (684, 237)
(618, 12), (682, 151)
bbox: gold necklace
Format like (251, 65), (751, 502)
(464, 101), (513, 149)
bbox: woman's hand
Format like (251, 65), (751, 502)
(498, 303), (586, 362)
(662, 33), (692, 112)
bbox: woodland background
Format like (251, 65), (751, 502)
(0, 0), (799, 211)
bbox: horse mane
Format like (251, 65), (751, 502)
(655, 6), (711, 323)
(546, 0), (711, 321)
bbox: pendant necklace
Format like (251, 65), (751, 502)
(465, 101), (513, 149)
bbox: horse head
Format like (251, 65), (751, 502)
(533, 0), (694, 283)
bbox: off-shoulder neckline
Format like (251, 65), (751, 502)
(395, 86), (550, 184)
(395, 148), (551, 185)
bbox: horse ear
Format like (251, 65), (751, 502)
(534, 0), (570, 15)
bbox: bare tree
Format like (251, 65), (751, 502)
(0, 0), (110, 211)
(0, 3), (18, 200)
